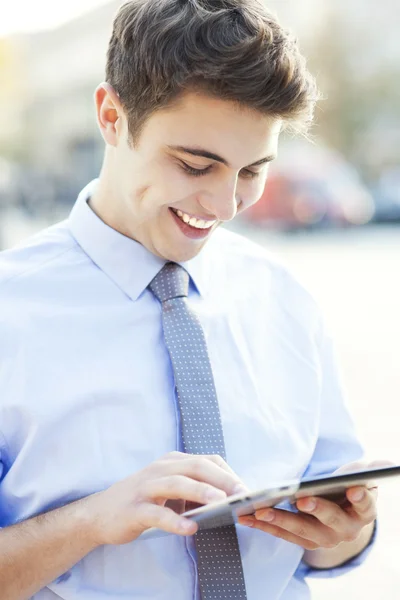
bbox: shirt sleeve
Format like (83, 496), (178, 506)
(295, 316), (377, 579)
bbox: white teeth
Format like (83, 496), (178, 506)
(198, 219), (215, 229)
(173, 208), (216, 229)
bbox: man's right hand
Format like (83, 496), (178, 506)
(88, 451), (247, 546)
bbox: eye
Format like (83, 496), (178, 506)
(180, 162), (212, 177)
(240, 169), (260, 179)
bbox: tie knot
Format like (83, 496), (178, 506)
(149, 262), (189, 302)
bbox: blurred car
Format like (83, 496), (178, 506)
(243, 142), (375, 230)
(372, 167), (400, 223)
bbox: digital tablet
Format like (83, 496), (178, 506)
(139, 465), (400, 540)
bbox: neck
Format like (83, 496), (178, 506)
(89, 161), (127, 237)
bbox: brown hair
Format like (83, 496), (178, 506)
(106, 0), (319, 145)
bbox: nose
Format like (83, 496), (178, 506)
(209, 176), (239, 222)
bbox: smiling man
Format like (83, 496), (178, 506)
(90, 88), (282, 262)
(0, 1), (378, 599)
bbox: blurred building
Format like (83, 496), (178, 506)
(306, 0), (400, 176)
(20, 1), (124, 179)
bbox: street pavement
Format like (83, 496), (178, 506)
(2, 215), (400, 598)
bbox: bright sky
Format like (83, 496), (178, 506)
(0, 0), (112, 36)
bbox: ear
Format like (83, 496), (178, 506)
(94, 82), (126, 146)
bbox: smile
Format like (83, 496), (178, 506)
(170, 208), (217, 230)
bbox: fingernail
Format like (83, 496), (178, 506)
(351, 489), (365, 502)
(233, 484), (248, 495)
(260, 510), (275, 522)
(302, 499), (317, 512)
(181, 520), (195, 532)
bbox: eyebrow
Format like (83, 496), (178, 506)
(167, 145), (276, 168)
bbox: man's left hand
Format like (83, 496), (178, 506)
(237, 461), (384, 552)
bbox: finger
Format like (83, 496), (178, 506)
(238, 515), (320, 551)
(163, 451), (242, 479)
(161, 455), (247, 495)
(333, 459), (395, 476)
(368, 459), (396, 469)
(136, 503), (198, 536)
(204, 454), (245, 479)
(144, 475), (228, 505)
(250, 507), (339, 547)
(346, 487), (378, 523)
(333, 461), (368, 475)
(296, 496), (360, 541)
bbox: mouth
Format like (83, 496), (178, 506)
(169, 207), (218, 240)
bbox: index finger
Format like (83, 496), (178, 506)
(204, 454), (242, 477)
(161, 452), (248, 495)
(163, 451), (244, 479)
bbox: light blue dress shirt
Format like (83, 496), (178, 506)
(0, 180), (374, 599)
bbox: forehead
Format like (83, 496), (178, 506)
(140, 92), (282, 166)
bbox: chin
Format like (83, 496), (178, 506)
(162, 242), (206, 264)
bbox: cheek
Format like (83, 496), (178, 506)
(154, 168), (200, 206)
(239, 178), (267, 210)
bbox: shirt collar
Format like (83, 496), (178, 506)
(68, 179), (210, 301)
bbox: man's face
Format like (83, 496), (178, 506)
(98, 90), (281, 263)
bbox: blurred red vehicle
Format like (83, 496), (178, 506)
(243, 142), (375, 230)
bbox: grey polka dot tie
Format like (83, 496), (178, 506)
(149, 262), (248, 600)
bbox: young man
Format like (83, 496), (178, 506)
(0, 1), (378, 599)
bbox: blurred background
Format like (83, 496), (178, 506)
(0, 0), (399, 597)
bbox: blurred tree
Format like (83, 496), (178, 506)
(0, 37), (29, 162)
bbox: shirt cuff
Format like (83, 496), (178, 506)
(295, 520), (378, 579)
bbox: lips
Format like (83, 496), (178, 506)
(169, 208), (216, 240)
